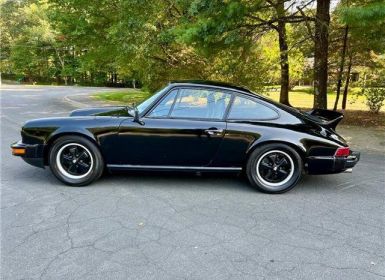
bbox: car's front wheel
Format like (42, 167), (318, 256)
(49, 135), (104, 186)
(246, 143), (303, 194)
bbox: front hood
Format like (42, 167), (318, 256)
(70, 106), (132, 117)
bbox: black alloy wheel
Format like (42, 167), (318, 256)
(246, 143), (303, 194)
(49, 135), (104, 186)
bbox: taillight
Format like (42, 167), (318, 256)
(335, 147), (350, 157)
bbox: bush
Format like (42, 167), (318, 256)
(362, 87), (385, 113)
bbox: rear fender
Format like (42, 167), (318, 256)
(246, 139), (307, 162)
(246, 130), (342, 161)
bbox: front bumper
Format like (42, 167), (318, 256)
(307, 151), (360, 174)
(11, 141), (45, 168)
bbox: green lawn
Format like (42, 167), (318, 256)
(93, 86), (375, 111)
(92, 89), (151, 105)
(263, 86), (373, 111)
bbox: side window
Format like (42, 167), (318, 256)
(170, 88), (231, 119)
(148, 90), (177, 118)
(228, 95), (278, 120)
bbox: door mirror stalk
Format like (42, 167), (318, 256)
(133, 107), (145, 125)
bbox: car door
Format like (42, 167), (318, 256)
(115, 87), (232, 166)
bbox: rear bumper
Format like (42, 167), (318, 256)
(307, 151), (360, 174)
(345, 152), (360, 168)
(11, 141), (45, 168)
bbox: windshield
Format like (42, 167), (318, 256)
(136, 89), (165, 113)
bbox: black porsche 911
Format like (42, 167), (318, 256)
(11, 80), (360, 193)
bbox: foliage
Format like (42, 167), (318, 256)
(0, 0), (384, 110)
(258, 30), (305, 88)
(356, 52), (385, 113)
(340, 0), (385, 25)
(361, 87), (385, 113)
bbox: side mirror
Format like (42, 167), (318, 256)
(133, 107), (145, 125)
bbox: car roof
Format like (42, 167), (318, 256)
(169, 80), (253, 94)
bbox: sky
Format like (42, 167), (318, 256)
(286, 0), (341, 12)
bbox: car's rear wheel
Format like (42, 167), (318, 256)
(246, 143), (303, 194)
(49, 135), (104, 186)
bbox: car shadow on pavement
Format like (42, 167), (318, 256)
(15, 166), (366, 194)
(101, 171), (256, 193)
(94, 170), (351, 194)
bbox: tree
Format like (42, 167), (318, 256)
(260, 28), (305, 88)
(48, 0), (123, 85)
(1, 0), (80, 84)
(9, 1), (58, 82)
(332, 0), (385, 110)
(0, 0), (15, 79)
(2, 0), (383, 103)
(333, 24), (349, 110)
(275, 0), (290, 104)
(313, 0), (330, 109)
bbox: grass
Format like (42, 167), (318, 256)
(92, 86), (384, 127)
(92, 89), (151, 105)
(263, 86), (373, 112)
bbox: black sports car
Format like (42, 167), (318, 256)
(11, 81), (360, 193)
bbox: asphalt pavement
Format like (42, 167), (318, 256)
(1, 84), (384, 279)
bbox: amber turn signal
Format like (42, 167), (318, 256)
(12, 148), (26, 155)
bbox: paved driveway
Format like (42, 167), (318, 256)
(1, 85), (384, 279)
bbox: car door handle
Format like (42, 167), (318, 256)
(204, 128), (224, 136)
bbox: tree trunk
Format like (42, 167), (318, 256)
(341, 54), (353, 111)
(276, 2), (290, 106)
(313, 0), (330, 109)
(54, 47), (66, 85)
(333, 25), (349, 110)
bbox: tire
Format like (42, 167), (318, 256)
(246, 143), (303, 194)
(49, 135), (104, 186)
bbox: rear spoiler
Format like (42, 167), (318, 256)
(306, 109), (344, 130)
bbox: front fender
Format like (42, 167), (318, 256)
(47, 126), (97, 144)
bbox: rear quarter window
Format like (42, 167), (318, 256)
(228, 95), (279, 120)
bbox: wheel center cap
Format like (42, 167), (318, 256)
(72, 159), (76, 164)
(273, 166), (278, 171)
